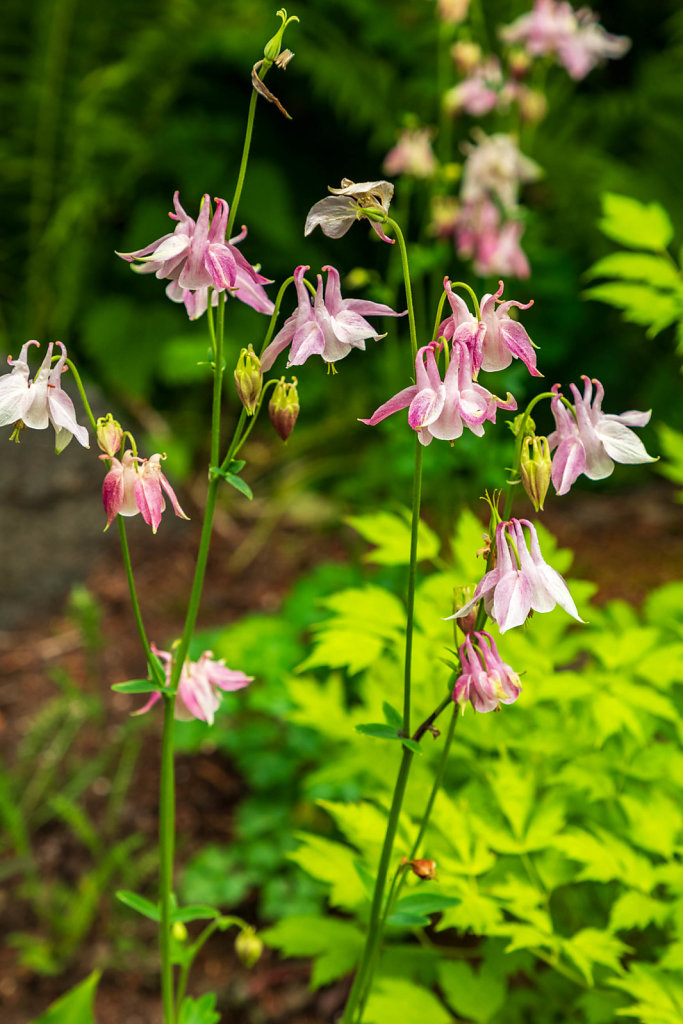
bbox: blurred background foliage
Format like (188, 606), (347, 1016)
(1, 0), (681, 512)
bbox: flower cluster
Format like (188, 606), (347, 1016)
(451, 518), (584, 632)
(453, 631), (521, 712)
(501, 0), (630, 80)
(117, 192), (274, 319)
(548, 377), (655, 495)
(136, 646), (253, 725)
(261, 264), (405, 370)
(0, 341), (89, 452)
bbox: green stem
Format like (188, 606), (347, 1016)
(385, 217), (418, 359)
(175, 915), (246, 1016)
(159, 694), (177, 1024)
(227, 55), (273, 238)
(448, 280), (481, 320)
(117, 519), (164, 684)
(340, 748), (414, 1024)
(403, 440), (423, 734)
(65, 358), (97, 432)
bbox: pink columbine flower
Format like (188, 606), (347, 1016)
(450, 518), (584, 632)
(101, 450), (189, 534)
(304, 179), (395, 244)
(548, 377), (656, 495)
(136, 646), (253, 725)
(454, 631), (521, 712)
(437, 279), (540, 376)
(460, 131), (541, 211)
(444, 58), (505, 118)
(261, 265), (405, 371)
(453, 199), (532, 280)
(500, 0), (630, 80)
(383, 128), (437, 179)
(0, 341), (89, 452)
(117, 192), (274, 316)
(360, 339), (516, 446)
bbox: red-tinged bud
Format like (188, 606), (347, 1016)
(520, 434), (552, 511)
(235, 926), (263, 968)
(401, 856), (438, 880)
(507, 47), (532, 78)
(453, 586), (477, 636)
(269, 377), (299, 441)
(96, 414), (123, 457)
(234, 345), (263, 415)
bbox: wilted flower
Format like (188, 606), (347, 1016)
(501, 0), (630, 80)
(304, 179), (395, 244)
(383, 128), (437, 179)
(136, 646), (253, 724)
(548, 378), (656, 495)
(0, 341), (89, 452)
(101, 450), (189, 534)
(454, 631), (521, 712)
(360, 339), (516, 446)
(117, 193), (274, 317)
(261, 265), (404, 370)
(450, 518), (584, 632)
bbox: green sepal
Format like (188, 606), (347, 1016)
(111, 679), (172, 695)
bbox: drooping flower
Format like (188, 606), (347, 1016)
(0, 340), (89, 452)
(460, 131), (541, 211)
(135, 646), (253, 725)
(548, 378), (656, 495)
(101, 450), (189, 533)
(360, 339), (516, 446)
(117, 192), (274, 316)
(304, 179), (395, 244)
(383, 128), (437, 179)
(500, 0), (630, 80)
(453, 631), (521, 712)
(444, 58), (505, 118)
(450, 518), (583, 632)
(261, 265), (404, 370)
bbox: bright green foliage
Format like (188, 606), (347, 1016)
(253, 509), (683, 1024)
(261, 916), (365, 990)
(598, 193), (674, 252)
(30, 971), (100, 1024)
(178, 993), (221, 1024)
(345, 509), (441, 565)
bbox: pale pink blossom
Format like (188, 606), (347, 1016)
(261, 265), (405, 370)
(455, 200), (531, 279)
(136, 647), (253, 725)
(383, 128), (436, 179)
(548, 377), (655, 494)
(101, 450), (189, 534)
(444, 58), (504, 117)
(0, 341), (89, 452)
(360, 339), (516, 446)
(461, 131), (541, 210)
(450, 518), (583, 632)
(117, 192), (273, 315)
(453, 631), (521, 712)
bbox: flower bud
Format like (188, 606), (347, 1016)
(235, 926), (263, 969)
(507, 48), (532, 78)
(451, 40), (482, 74)
(96, 414), (123, 457)
(269, 377), (299, 441)
(453, 586), (477, 636)
(263, 8), (299, 63)
(234, 345), (263, 415)
(172, 921), (188, 942)
(520, 435), (552, 511)
(409, 858), (438, 881)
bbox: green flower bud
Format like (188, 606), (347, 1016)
(235, 926), (264, 969)
(234, 345), (263, 415)
(263, 8), (299, 63)
(172, 921), (188, 942)
(96, 414), (123, 457)
(269, 376), (299, 441)
(520, 435), (552, 511)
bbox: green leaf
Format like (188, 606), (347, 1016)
(562, 928), (631, 986)
(401, 739), (423, 755)
(585, 252), (681, 289)
(438, 960), (505, 1024)
(116, 890), (160, 922)
(261, 916), (364, 990)
(345, 509), (440, 565)
(355, 723), (400, 740)
(111, 679), (167, 694)
(387, 910), (431, 927)
(582, 283), (680, 335)
(383, 702), (403, 728)
(172, 904), (221, 923)
(220, 470), (253, 500)
(178, 993), (221, 1024)
(30, 971), (100, 1023)
(364, 978), (454, 1024)
(609, 964), (683, 1024)
(393, 893), (460, 916)
(599, 193), (674, 251)
(610, 891), (670, 932)
(288, 834), (368, 910)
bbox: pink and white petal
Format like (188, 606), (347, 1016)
(330, 309), (382, 347)
(0, 374), (32, 426)
(492, 571), (532, 632)
(204, 244), (237, 290)
(551, 437), (586, 495)
(230, 268), (275, 314)
(596, 420), (657, 465)
(343, 297), (406, 318)
(134, 472), (165, 533)
(289, 320), (326, 365)
(261, 320), (297, 372)
(408, 385), (446, 430)
(116, 232), (176, 261)
(48, 391), (89, 450)
(304, 197), (356, 238)
(359, 385), (419, 426)
(496, 320), (542, 376)
(606, 409), (652, 428)
(208, 198), (229, 244)
(101, 460), (126, 528)
(131, 691), (162, 716)
(160, 473), (189, 520)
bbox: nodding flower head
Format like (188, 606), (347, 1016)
(453, 631), (521, 712)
